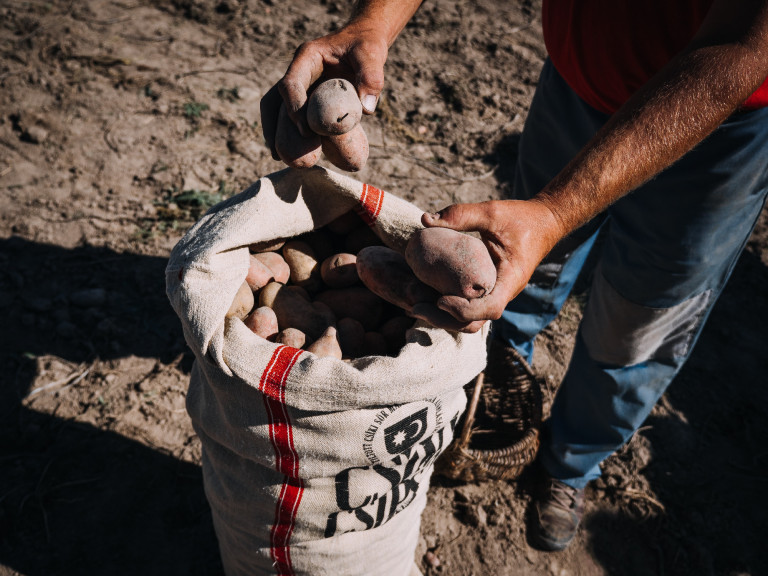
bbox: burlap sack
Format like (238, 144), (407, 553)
(166, 166), (489, 576)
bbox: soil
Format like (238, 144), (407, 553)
(1, 1), (767, 575)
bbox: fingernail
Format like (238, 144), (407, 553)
(424, 212), (440, 222)
(362, 94), (378, 113)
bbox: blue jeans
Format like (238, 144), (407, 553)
(495, 60), (768, 489)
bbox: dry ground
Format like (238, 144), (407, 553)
(2, 1), (767, 575)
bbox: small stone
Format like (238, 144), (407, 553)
(487, 508), (505, 526)
(25, 125), (49, 144)
(475, 504), (487, 526)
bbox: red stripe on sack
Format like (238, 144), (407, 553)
(258, 345), (305, 575)
(271, 476), (305, 575)
(355, 183), (384, 226)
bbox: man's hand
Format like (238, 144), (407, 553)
(416, 199), (565, 329)
(260, 24), (389, 164)
(261, 1), (424, 168)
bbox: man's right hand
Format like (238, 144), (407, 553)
(260, 22), (389, 165)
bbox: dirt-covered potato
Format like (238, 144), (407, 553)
(275, 327), (306, 349)
(410, 302), (486, 333)
(253, 251), (290, 285)
(226, 281), (255, 320)
(246, 254), (276, 291)
(326, 210), (364, 235)
(380, 315), (416, 355)
(344, 224), (382, 255)
(306, 326), (343, 359)
(336, 317), (365, 358)
(321, 124), (369, 172)
(362, 332), (388, 357)
(249, 238), (286, 253)
(356, 246), (440, 312)
(306, 78), (362, 136)
(299, 228), (335, 263)
(244, 306), (279, 339)
(405, 228), (496, 299)
(320, 253), (359, 288)
(267, 283), (335, 339)
(282, 240), (322, 292)
(275, 103), (321, 168)
(314, 286), (383, 331)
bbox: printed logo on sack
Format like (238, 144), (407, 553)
(324, 399), (460, 538)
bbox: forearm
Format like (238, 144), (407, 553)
(348, 0), (424, 46)
(534, 1), (768, 238)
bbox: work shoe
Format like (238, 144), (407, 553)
(533, 476), (585, 551)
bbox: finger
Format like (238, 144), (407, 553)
(348, 44), (386, 114)
(410, 303), (486, 333)
(421, 202), (492, 232)
(260, 84), (283, 161)
(279, 43), (325, 136)
(436, 266), (522, 322)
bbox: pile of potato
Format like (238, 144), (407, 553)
(227, 210), (415, 359)
(227, 208), (497, 359)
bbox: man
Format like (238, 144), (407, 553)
(261, 0), (768, 551)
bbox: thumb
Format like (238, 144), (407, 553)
(422, 203), (491, 232)
(349, 44), (386, 114)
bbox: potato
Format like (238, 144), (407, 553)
(327, 210), (364, 235)
(244, 306), (279, 339)
(410, 302), (486, 333)
(249, 238), (286, 253)
(299, 228), (335, 262)
(253, 251), (290, 284)
(362, 332), (388, 357)
(379, 315), (415, 355)
(337, 317), (365, 358)
(356, 246), (440, 312)
(266, 283), (335, 339)
(344, 224), (382, 255)
(321, 124), (369, 172)
(405, 228), (496, 298)
(306, 78), (362, 136)
(246, 254), (276, 291)
(275, 103), (322, 168)
(275, 327), (306, 349)
(321, 253), (359, 288)
(258, 281), (284, 308)
(314, 286), (383, 331)
(306, 326), (343, 359)
(260, 282), (311, 306)
(226, 281), (255, 320)
(282, 240), (322, 292)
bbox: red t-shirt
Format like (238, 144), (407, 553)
(542, 0), (768, 114)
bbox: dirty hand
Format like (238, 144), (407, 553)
(417, 200), (565, 330)
(260, 23), (388, 165)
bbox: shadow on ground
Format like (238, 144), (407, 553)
(585, 247), (768, 575)
(0, 237), (223, 576)
(2, 234), (767, 575)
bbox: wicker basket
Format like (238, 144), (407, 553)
(435, 342), (543, 482)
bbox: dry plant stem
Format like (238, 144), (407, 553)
(458, 372), (485, 447)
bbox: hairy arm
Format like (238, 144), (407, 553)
(425, 0), (768, 327)
(534, 0), (768, 235)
